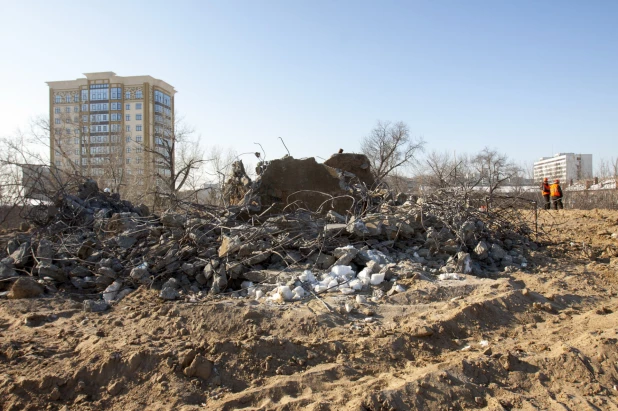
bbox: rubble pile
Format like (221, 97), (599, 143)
(0, 156), (536, 309)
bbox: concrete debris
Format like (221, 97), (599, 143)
(8, 277), (43, 299)
(0, 159), (536, 308)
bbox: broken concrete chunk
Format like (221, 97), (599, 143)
(8, 277), (43, 299)
(0, 259), (16, 279)
(159, 287), (180, 301)
(218, 235), (242, 257)
(490, 244), (506, 261)
(10, 242), (31, 269)
(83, 299), (109, 312)
(161, 211), (187, 228)
(474, 241), (490, 260)
(37, 262), (67, 282)
(456, 252), (473, 274)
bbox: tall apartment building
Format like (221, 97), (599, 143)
(46, 72), (176, 197)
(533, 153), (593, 183)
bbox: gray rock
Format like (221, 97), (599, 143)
(0, 259), (16, 279)
(307, 252), (336, 269)
(346, 219), (370, 236)
(331, 246), (358, 266)
(36, 239), (54, 264)
(181, 263), (196, 277)
(159, 287), (180, 300)
(10, 242), (31, 269)
(195, 272), (208, 285)
(77, 179), (99, 199)
(6, 240), (19, 255)
(161, 211), (187, 228)
(226, 262), (246, 279)
(70, 266), (91, 278)
(98, 266), (117, 279)
(474, 241), (490, 260)
(83, 299), (109, 312)
(245, 251), (271, 265)
(37, 263), (67, 282)
(116, 235), (137, 249)
(456, 252), (473, 274)
(490, 244), (506, 261)
(162, 277), (180, 290)
(210, 266), (227, 294)
(355, 249), (392, 266)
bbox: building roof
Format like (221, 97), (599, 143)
(46, 72), (176, 94)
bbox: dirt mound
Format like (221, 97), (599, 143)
(2, 201), (618, 410)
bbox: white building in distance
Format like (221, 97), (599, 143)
(533, 153), (593, 183)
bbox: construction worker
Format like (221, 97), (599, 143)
(541, 177), (550, 210)
(550, 179), (564, 210)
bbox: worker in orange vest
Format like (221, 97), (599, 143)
(541, 177), (550, 210)
(550, 179), (563, 210)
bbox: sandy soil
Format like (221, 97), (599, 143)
(2, 209), (618, 411)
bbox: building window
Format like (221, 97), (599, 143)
(82, 104), (88, 111)
(125, 91), (131, 100)
(55, 96), (61, 103)
(65, 96), (71, 103)
(126, 103), (130, 110)
(136, 114), (142, 120)
(136, 125), (142, 131)
(126, 147), (131, 153)
(136, 103), (142, 109)
(74, 106), (79, 112)
(126, 114), (130, 121)
(55, 118), (61, 124)
(136, 147), (142, 154)
(126, 125), (131, 132)
(73, 95), (79, 103)
(135, 135), (142, 142)
(126, 136), (131, 143)
(74, 137), (79, 144)
(111, 87), (122, 99)
(126, 158), (131, 164)
(81, 90), (88, 101)
(136, 157), (142, 164)
(136, 90), (142, 99)
(54, 108), (60, 114)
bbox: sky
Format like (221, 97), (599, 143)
(0, 0), (616, 174)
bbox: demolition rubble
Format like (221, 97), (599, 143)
(0, 153), (534, 311)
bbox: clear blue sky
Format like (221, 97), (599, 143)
(1, 0), (616, 172)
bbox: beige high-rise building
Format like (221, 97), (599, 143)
(46, 72), (176, 199)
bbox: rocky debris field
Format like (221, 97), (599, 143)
(2, 175), (618, 410)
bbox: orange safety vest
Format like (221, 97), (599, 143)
(541, 183), (550, 195)
(550, 183), (561, 197)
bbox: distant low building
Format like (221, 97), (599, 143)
(533, 153), (592, 183)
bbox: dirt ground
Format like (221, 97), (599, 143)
(2, 209), (618, 411)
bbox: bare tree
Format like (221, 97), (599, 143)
(144, 115), (208, 209)
(361, 120), (424, 182)
(472, 147), (521, 196)
(596, 158), (612, 179)
(422, 151), (483, 194)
